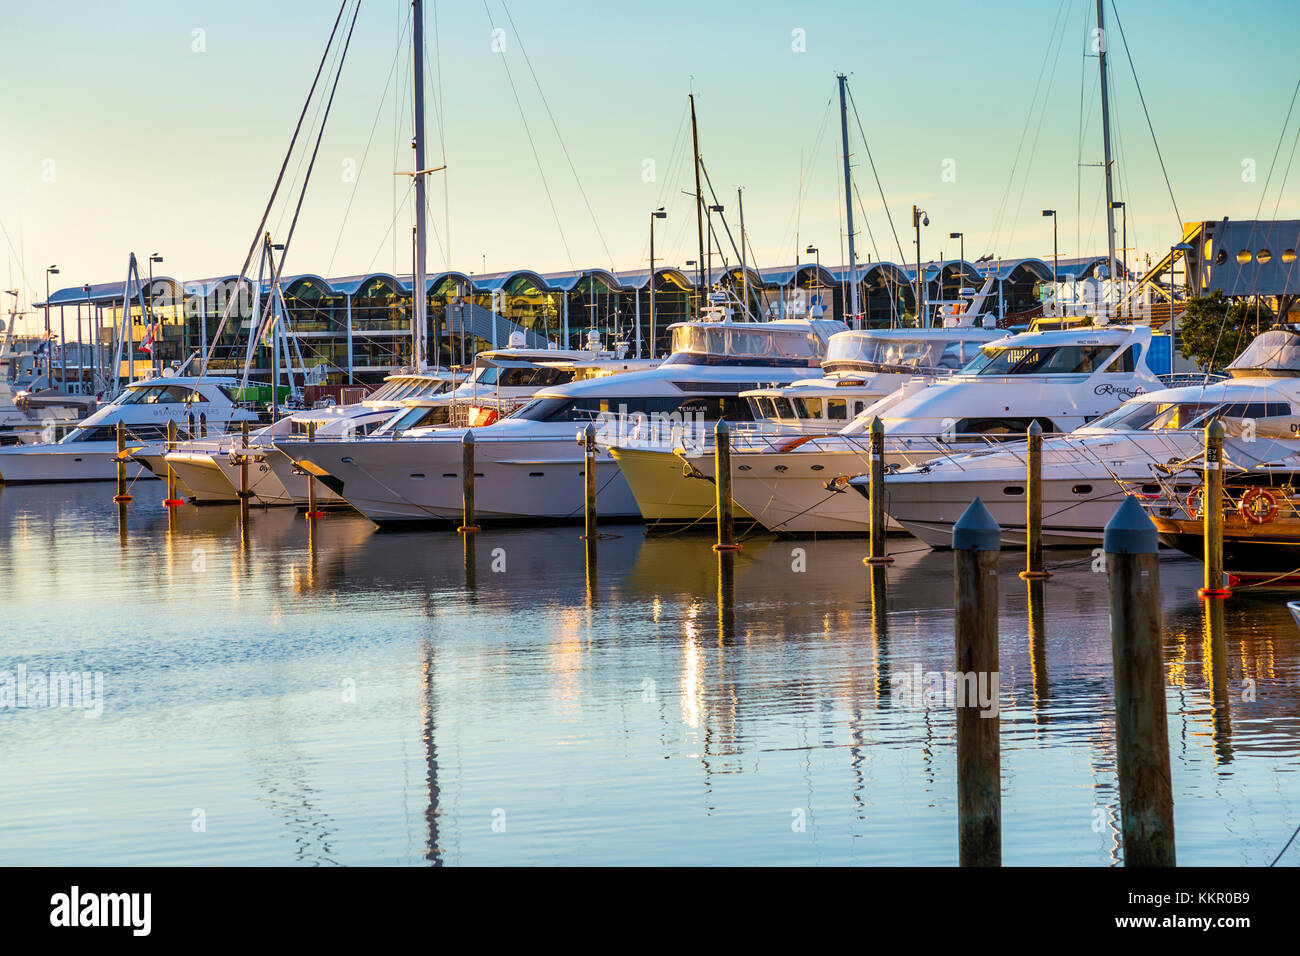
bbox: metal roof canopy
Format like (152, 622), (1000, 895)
(40, 255), (1100, 306)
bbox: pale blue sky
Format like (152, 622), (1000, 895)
(2, 0), (1299, 318)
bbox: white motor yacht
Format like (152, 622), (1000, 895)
(657, 323), (1165, 535)
(273, 318), (846, 525)
(865, 327), (1300, 548)
(0, 374), (259, 484)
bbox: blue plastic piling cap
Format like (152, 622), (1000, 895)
(870, 415), (883, 435)
(462, 429), (474, 445)
(1028, 419), (1042, 437)
(1103, 495), (1159, 555)
(952, 497), (1002, 551)
(715, 418), (729, 436)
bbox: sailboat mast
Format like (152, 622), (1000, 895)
(838, 74), (860, 329)
(1096, 0), (1118, 308)
(411, 0), (429, 369)
(689, 94), (706, 311)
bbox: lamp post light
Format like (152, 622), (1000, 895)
(949, 232), (964, 317)
(1171, 241), (1194, 375)
(706, 203), (723, 291)
(44, 265), (59, 389)
(148, 253), (163, 374)
(1041, 210), (1058, 315)
(1110, 201), (1127, 316)
(806, 245), (821, 317)
(912, 206), (929, 324)
(648, 207), (666, 358)
(83, 283), (95, 393)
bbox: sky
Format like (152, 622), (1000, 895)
(2, 0), (1299, 328)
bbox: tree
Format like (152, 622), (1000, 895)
(1176, 291), (1275, 372)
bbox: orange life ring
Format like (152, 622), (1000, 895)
(777, 435), (813, 453)
(1185, 484), (1203, 517)
(1239, 487), (1278, 525)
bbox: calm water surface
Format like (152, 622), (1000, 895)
(1, 482), (1297, 865)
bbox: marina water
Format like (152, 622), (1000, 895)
(2, 484), (1298, 865)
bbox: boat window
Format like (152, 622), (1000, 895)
(962, 343), (1119, 376)
(827, 398), (847, 420)
(1087, 401), (1166, 430)
(773, 398), (796, 419)
(511, 395), (755, 423)
(1102, 344), (1142, 373)
(794, 397), (823, 418)
(470, 365), (575, 388)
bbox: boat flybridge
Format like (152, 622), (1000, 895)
(738, 325), (1004, 434)
(648, 322), (1164, 535)
(0, 373), (261, 484)
(272, 316), (847, 525)
(865, 327), (1300, 548)
(149, 367), (465, 504)
(608, 323), (1002, 528)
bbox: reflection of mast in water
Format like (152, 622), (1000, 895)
(245, 702), (339, 866)
(422, 644), (443, 866)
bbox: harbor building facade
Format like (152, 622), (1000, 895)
(39, 255), (1118, 386)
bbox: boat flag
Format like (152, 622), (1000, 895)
(140, 324), (155, 355)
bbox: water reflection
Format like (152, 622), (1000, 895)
(2, 483), (1299, 865)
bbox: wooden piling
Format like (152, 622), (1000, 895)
(1019, 420), (1051, 580)
(864, 416), (893, 566)
(199, 412), (207, 438)
(713, 419), (742, 552)
(1104, 495), (1176, 866)
(1199, 418), (1230, 598)
(238, 420), (251, 523)
(163, 419), (184, 507)
(952, 497), (1002, 867)
(112, 421), (132, 503)
(581, 423), (597, 541)
(305, 420), (324, 519)
(458, 430), (480, 533)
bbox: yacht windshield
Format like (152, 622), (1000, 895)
(469, 365), (575, 388)
(379, 404), (451, 433)
(961, 343), (1118, 376)
(665, 325), (824, 367)
(1087, 399), (1294, 431)
(113, 384), (205, 404)
(823, 334), (986, 372)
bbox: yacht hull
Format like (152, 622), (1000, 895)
(277, 435), (641, 525)
(164, 452), (241, 504)
(877, 474), (1133, 549)
(0, 441), (149, 484)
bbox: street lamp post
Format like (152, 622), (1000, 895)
(949, 232), (964, 318)
(1171, 241), (1194, 375)
(912, 206), (929, 325)
(44, 265), (59, 389)
(83, 284), (94, 393)
(806, 246), (821, 317)
(649, 207), (666, 358)
(1110, 202), (1126, 316)
(1041, 210), (1058, 315)
(706, 204), (723, 292)
(148, 253), (163, 375)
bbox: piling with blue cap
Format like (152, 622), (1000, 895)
(1104, 494), (1175, 866)
(952, 497), (1001, 866)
